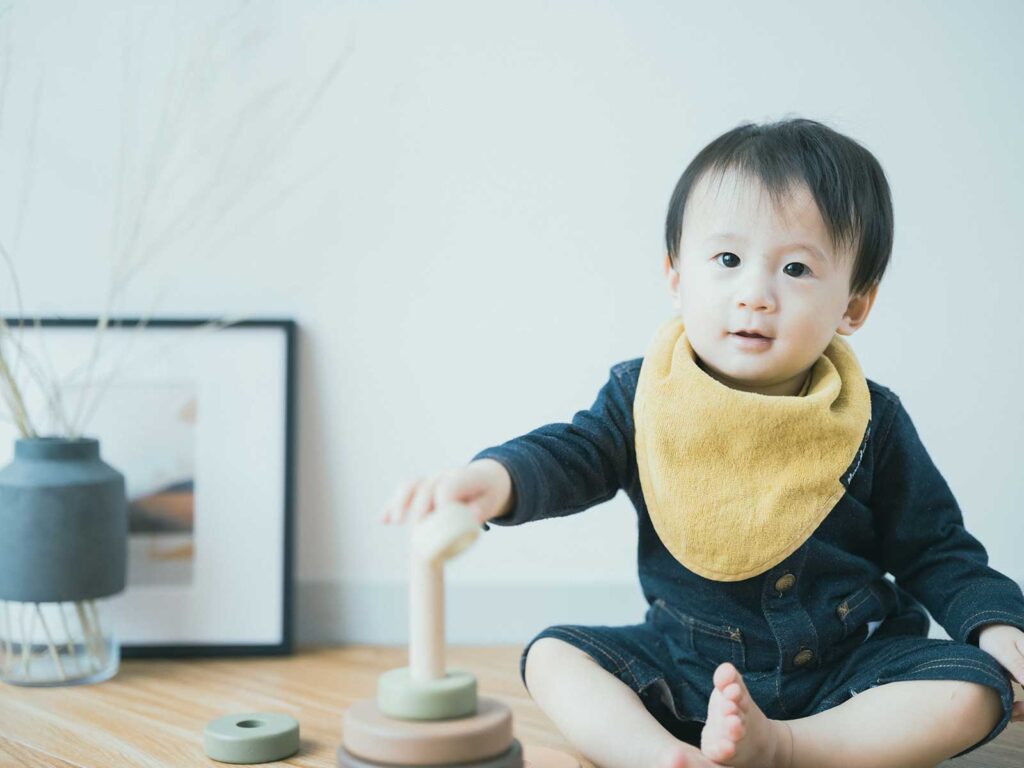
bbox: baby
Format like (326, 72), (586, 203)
(382, 118), (1024, 768)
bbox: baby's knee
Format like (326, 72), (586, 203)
(950, 681), (1004, 732)
(524, 637), (596, 693)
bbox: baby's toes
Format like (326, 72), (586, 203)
(723, 681), (745, 704)
(713, 662), (740, 690)
(704, 735), (737, 763)
(725, 713), (745, 741)
(707, 684), (740, 725)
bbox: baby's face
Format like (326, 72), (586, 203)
(667, 169), (877, 396)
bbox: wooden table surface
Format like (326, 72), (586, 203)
(0, 646), (581, 768)
(0, 645), (1020, 767)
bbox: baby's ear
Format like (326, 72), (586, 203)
(837, 283), (879, 335)
(664, 255), (681, 310)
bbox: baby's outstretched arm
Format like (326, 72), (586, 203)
(977, 623), (1024, 722)
(471, 363), (636, 529)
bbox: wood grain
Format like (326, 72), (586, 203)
(0, 646), (1019, 767)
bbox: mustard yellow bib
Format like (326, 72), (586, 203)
(634, 317), (871, 582)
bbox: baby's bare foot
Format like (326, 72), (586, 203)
(700, 663), (792, 768)
(655, 740), (728, 768)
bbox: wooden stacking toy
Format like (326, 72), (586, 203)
(338, 502), (578, 768)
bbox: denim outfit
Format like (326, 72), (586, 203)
(472, 358), (1024, 756)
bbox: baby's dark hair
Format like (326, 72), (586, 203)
(664, 117), (893, 297)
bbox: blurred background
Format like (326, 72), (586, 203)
(0, 0), (1020, 645)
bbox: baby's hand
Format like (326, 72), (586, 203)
(380, 459), (513, 526)
(977, 624), (1024, 723)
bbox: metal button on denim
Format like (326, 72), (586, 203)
(793, 649), (814, 666)
(774, 573), (796, 592)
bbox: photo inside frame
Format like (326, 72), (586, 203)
(65, 380), (198, 588)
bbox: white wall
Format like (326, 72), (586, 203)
(0, 0), (1021, 644)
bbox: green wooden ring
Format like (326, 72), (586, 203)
(203, 712), (300, 764)
(377, 667), (477, 720)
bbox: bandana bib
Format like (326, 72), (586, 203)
(634, 317), (871, 582)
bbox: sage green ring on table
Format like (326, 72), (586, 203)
(377, 666), (477, 719)
(204, 712), (300, 764)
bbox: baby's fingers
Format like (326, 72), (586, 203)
(1013, 700), (1024, 723)
(382, 479), (421, 524)
(408, 476), (440, 522)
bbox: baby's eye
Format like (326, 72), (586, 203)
(714, 252), (741, 268)
(783, 262), (812, 278)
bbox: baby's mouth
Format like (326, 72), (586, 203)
(729, 331), (773, 348)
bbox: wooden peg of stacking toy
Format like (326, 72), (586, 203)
(338, 502), (579, 768)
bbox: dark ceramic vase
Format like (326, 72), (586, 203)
(0, 437), (127, 686)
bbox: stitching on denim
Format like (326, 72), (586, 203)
(907, 665), (1005, 687)
(906, 659), (1002, 677)
(843, 421), (871, 485)
(958, 609), (1023, 640)
(553, 626), (629, 678)
(841, 590), (875, 622)
(554, 626), (627, 671)
(619, 657), (645, 689)
(904, 655), (1006, 675)
(876, 663), (1007, 689)
(838, 588), (879, 638)
(795, 546), (821, 665)
(881, 663), (1007, 690)
(656, 600), (743, 642)
(547, 627), (624, 675)
(774, 666), (791, 718)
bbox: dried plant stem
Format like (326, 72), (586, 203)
(75, 601), (101, 673)
(0, 600), (114, 683)
(4, 313), (80, 435)
(34, 603), (66, 681)
(74, 601), (95, 672)
(0, 9), (347, 439)
(57, 602), (80, 674)
(0, 237), (42, 436)
(74, 312), (251, 436)
(0, 341), (35, 438)
(20, 601), (35, 674)
(85, 599), (107, 668)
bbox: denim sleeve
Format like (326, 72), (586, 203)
(872, 395), (1024, 644)
(469, 362), (636, 530)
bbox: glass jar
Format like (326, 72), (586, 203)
(0, 597), (119, 686)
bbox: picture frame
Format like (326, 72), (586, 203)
(0, 316), (296, 657)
